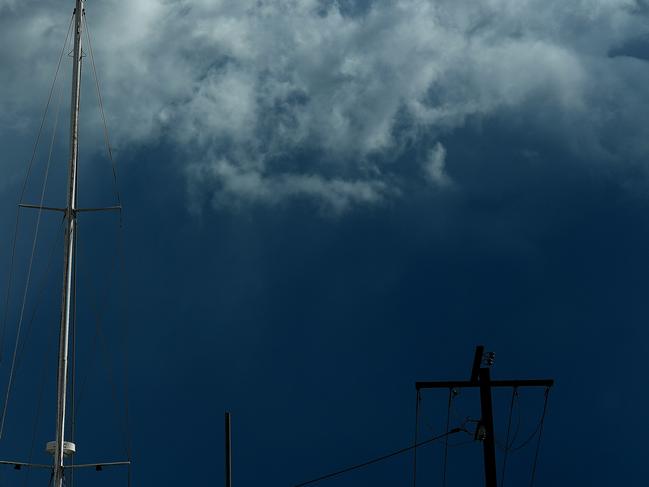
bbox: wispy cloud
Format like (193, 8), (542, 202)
(423, 143), (452, 188)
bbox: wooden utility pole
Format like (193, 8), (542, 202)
(416, 346), (554, 487)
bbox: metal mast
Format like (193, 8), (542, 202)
(53, 1), (84, 485)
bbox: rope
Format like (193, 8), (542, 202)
(0, 50), (68, 439)
(500, 387), (518, 487)
(292, 428), (464, 487)
(412, 390), (420, 487)
(529, 388), (550, 487)
(83, 11), (123, 217)
(0, 12), (75, 362)
(442, 388), (453, 487)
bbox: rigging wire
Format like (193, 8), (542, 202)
(412, 390), (420, 487)
(292, 428), (465, 487)
(14, 215), (66, 373)
(499, 387), (518, 487)
(0, 12), (75, 362)
(73, 220), (131, 462)
(117, 225), (133, 484)
(0, 49), (68, 440)
(83, 11), (123, 217)
(85, 9), (133, 475)
(529, 387), (550, 487)
(22, 217), (66, 487)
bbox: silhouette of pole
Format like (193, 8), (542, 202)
(225, 412), (232, 487)
(478, 367), (497, 487)
(415, 346), (554, 487)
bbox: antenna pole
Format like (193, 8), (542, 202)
(225, 412), (232, 487)
(53, 1), (84, 486)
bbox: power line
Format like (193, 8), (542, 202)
(507, 391), (550, 453)
(293, 428), (464, 487)
(442, 388), (453, 487)
(500, 387), (517, 487)
(529, 388), (550, 487)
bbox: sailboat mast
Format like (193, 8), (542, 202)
(53, 1), (84, 485)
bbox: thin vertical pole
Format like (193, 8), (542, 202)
(53, 2), (84, 486)
(412, 390), (420, 487)
(225, 412), (232, 487)
(478, 367), (497, 487)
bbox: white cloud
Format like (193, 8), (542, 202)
(187, 157), (391, 214)
(423, 143), (452, 188)
(1, 0), (649, 211)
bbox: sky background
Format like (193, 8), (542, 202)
(1, 0), (649, 485)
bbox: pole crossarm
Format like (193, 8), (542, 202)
(19, 204), (66, 213)
(65, 460), (131, 469)
(416, 379), (554, 390)
(19, 204), (122, 213)
(76, 206), (122, 213)
(0, 460), (51, 469)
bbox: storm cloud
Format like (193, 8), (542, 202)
(1, 0), (648, 210)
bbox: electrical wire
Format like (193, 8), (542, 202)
(446, 438), (476, 448)
(442, 388), (453, 487)
(507, 400), (549, 453)
(292, 428), (464, 487)
(529, 388), (550, 487)
(500, 387), (518, 487)
(412, 390), (420, 487)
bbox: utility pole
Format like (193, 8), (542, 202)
(416, 346), (554, 487)
(225, 412), (232, 487)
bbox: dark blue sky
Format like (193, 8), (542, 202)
(2, 1), (649, 486)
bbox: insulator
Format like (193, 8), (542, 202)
(484, 351), (496, 366)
